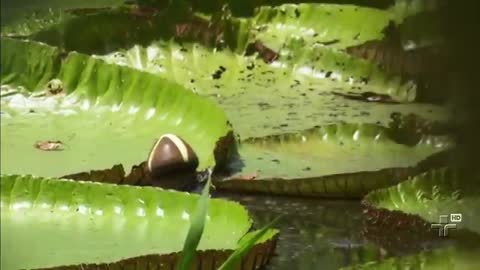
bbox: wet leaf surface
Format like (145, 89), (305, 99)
(0, 2), (466, 269)
(1, 175), (278, 270)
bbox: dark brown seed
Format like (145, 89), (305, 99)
(147, 134), (199, 178)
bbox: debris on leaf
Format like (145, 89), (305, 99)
(46, 79), (64, 96)
(332, 91), (398, 104)
(236, 173), (257, 181)
(34, 140), (64, 151)
(174, 16), (226, 49)
(315, 39), (340, 46)
(64, 7), (111, 16)
(245, 40), (279, 63)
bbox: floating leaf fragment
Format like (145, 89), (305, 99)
(34, 140), (64, 151)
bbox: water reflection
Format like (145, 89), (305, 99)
(218, 194), (385, 270)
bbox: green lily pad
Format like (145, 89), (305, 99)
(215, 123), (452, 197)
(1, 0), (125, 36)
(92, 39), (449, 138)
(251, 4), (393, 50)
(27, 7), (413, 98)
(93, 38), (451, 137)
(1, 38), (231, 178)
(364, 168), (480, 234)
(0, 174), (278, 270)
(20, 8), (449, 138)
(343, 168), (480, 270)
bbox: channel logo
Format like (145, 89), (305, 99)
(430, 213), (462, 237)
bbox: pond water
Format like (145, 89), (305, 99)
(218, 194), (375, 270)
(219, 193), (451, 270)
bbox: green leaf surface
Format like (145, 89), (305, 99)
(251, 4), (393, 50)
(14, 7), (449, 136)
(364, 168), (480, 234)
(1, 38), (231, 178)
(39, 36), (445, 137)
(27, 8), (414, 101)
(233, 123), (450, 179)
(0, 174), (252, 270)
(2, 2), (451, 198)
(90, 39), (450, 137)
(96, 40), (449, 139)
(346, 167), (480, 270)
(1, 0), (124, 35)
(216, 123), (452, 197)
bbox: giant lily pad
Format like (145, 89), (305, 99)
(341, 168), (480, 269)
(26, 6), (415, 103)
(363, 168), (480, 234)
(96, 40), (449, 138)
(250, 4), (393, 50)
(20, 7), (449, 136)
(1, 0), (124, 35)
(1, 37), (231, 178)
(0, 174), (278, 270)
(215, 123), (452, 197)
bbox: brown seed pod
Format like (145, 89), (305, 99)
(146, 134), (199, 189)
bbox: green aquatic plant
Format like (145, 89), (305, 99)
(0, 174), (278, 270)
(177, 171), (213, 270)
(0, 0), (468, 269)
(1, 1), (451, 197)
(345, 168), (480, 269)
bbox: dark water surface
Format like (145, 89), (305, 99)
(218, 194), (385, 270)
(218, 193), (456, 270)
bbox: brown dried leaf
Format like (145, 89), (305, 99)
(34, 140), (64, 151)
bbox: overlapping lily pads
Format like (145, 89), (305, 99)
(16, 5), (448, 134)
(0, 1), (464, 269)
(1, 38), (231, 178)
(96, 40), (447, 138)
(2, 1), (451, 197)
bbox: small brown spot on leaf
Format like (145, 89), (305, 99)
(245, 40), (279, 63)
(236, 173), (257, 181)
